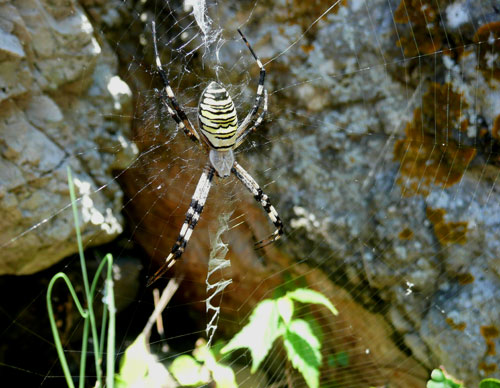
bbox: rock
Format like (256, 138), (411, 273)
(120, 0), (500, 385)
(0, 0), (135, 275)
(1, 0), (499, 386)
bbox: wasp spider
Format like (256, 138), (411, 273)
(147, 22), (284, 286)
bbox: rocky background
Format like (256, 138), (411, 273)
(1, 0), (499, 387)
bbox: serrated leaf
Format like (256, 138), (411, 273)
(277, 296), (294, 325)
(210, 362), (238, 388)
(193, 338), (213, 363)
(427, 368), (464, 388)
(211, 339), (227, 358)
(427, 382), (447, 388)
(431, 369), (445, 382)
(480, 378), (500, 388)
(221, 299), (281, 372)
(115, 334), (149, 386)
(283, 319), (322, 388)
(169, 355), (209, 386)
(304, 314), (324, 344)
(200, 340), (237, 388)
(285, 288), (338, 316)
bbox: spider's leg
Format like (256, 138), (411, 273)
(152, 21), (201, 143)
(231, 161), (283, 249)
(147, 166), (215, 286)
(234, 89), (267, 149)
(235, 29), (266, 140)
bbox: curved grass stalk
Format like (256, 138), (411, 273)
(90, 253), (115, 388)
(46, 167), (116, 388)
(46, 272), (88, 388)
(67, 167), (102, 385)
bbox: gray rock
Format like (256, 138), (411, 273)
(1, 0), (498, 385)
(421, 269), (500, 381)
(0, 0), (135, 275)
(220, 0), (500, 385)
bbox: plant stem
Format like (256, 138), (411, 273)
(67, 166), (102, 385)
(47, 272), (89, 388)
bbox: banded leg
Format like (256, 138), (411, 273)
(235, 89), (268, 149)
(147, 166), (215, 286)
(235, 28), (267, 138)
(152, 21), (201, 143)
(232, 162), (283, 249)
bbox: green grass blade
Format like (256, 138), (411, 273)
(104, 255), (116, 388)
(90, 253), (116, 387)
(67, 166), (102, 384)
(47, 272), (89, 388)
(79, 318), (90, 388)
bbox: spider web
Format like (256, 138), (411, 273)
(1, 0), (500, 387)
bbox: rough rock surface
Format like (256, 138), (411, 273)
(0, 0), (135, 274)
(120, 0), (500, 386)
(0, 0), (499, 387)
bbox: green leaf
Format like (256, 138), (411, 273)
(210, 362), (238, 388)
(427, 368), (463, 388)
(480, 378), (500, 388)
(304, 314), (324, 344)
(277, 296), (294, 325)
(192, 339), (238, 388)
(192, 339), (213, 363)
(169, 355), (209, 386)
(427, 382), (447, 388)
(285, 288), (338, 316)
(221, 299), (281, 372)
(431, 369), (445, 382)
(283, 319), (322, 388)
(115, 334), (149, 387)
(211, 339), (227, 358)
(332, 351), (349, 367)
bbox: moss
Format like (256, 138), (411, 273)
(394, 0), (436, 24)
(394, 0), (442, 56)
(456, 272), (475, 285)
(300, 44), (315, 54)
(480, 325), (499, 357)
(486, 342), (497, 357)
(426, 207), (467, 246)
(443, 46), (466, 63)
(426, 207), (446, 224)
(394, 83), (476, 196)
(493, 115), (500, 140)
(476, 115), (500, 167)
(481, 325), (500, 339)
(279, 0), (346, 34)
(445, 317), (466, 331)
(479, 362), (498, 375)
(398, 227), (414, 240)
(474, 21), (500, 82)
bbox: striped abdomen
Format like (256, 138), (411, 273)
(198, 82), (238, 149)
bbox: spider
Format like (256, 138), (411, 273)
(147, 22), (284, 286)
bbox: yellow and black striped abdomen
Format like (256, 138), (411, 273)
(198, 82), (238, 149)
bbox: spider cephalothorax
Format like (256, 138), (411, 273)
(147, 22), (283, 286)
